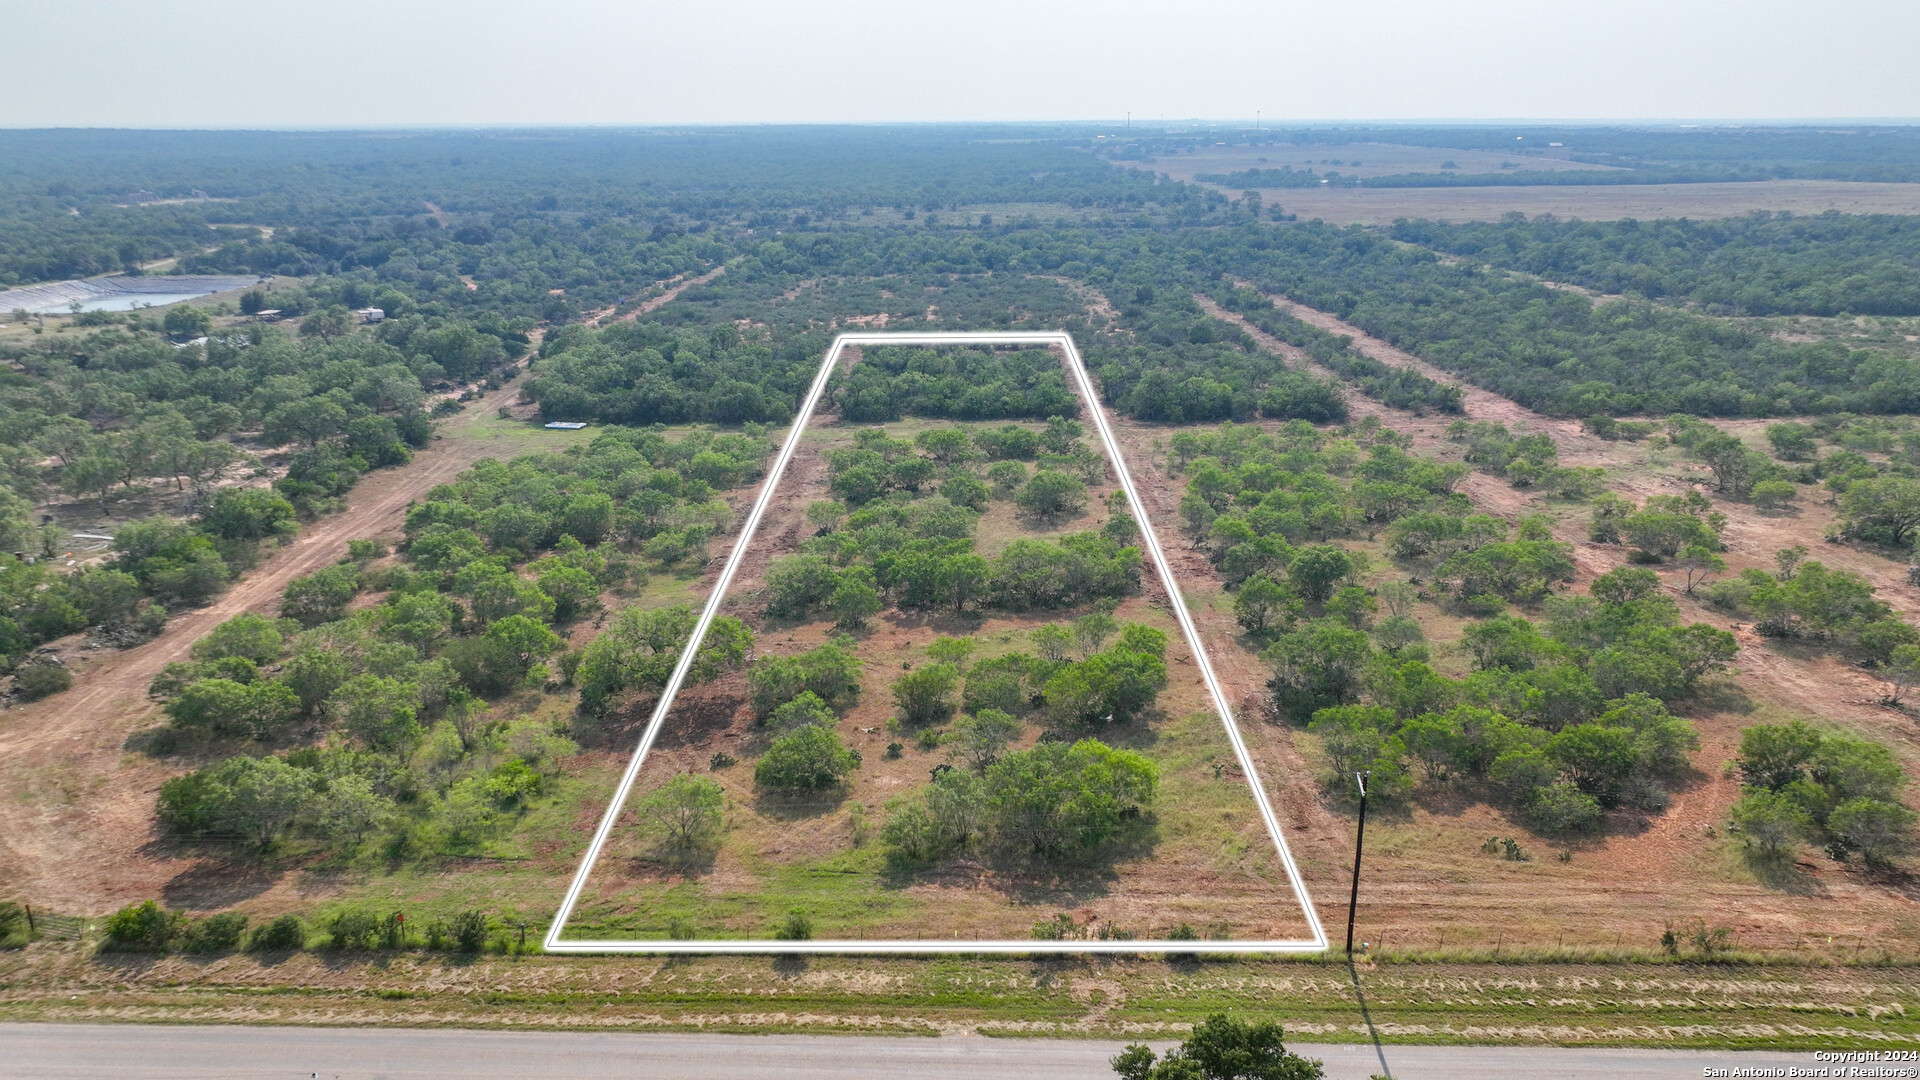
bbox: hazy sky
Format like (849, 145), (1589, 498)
(4, 0), (1917, 127)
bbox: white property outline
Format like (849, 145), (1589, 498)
(546, 332), (1329, 954)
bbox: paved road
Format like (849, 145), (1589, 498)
(0, 1023), (1832, 1079)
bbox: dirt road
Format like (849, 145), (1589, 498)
(0, 375), (537, 911)
(586, 266), (725, 327)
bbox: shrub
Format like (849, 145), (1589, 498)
(773, 910), (813, 940)
(892, 662), (960, 726)
(14, 661), (72, 700)
(280, 564), (361, 626)
(250, 914), (306, 951)
(327, 908), (380, 950)
(1016, 469), (1088, 520)
(755, 726), (860, 791)
(101, 900), (184, 952)
(1524, 782), (1604, 836)
(181, 912), (249, 953)
(0, 902), (29, 948)
(747, 639), (862, 718)
(452, 909), (489, 952)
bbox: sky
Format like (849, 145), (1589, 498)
(3, 0), (1917, 127)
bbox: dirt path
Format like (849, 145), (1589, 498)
(0, 371), (540, 911)
(586, 266), (726, 328)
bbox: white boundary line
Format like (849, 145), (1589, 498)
(545, 332), (1327, 954)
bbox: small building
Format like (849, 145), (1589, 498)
(253, 309), (283, 321)
(355, 307), (385, 323)
(544, 421), (588, 430)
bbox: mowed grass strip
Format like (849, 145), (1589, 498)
(4, 945), (1917, 1048)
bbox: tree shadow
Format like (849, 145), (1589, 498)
(877, 607), (986, 636)
(1410, 782), (1479, 819)
(882, 815), (1160, 909)
(1743, 848), (1830, 896)
(1049, 709), (1164, 753)
(626, 844), (719, 878)
(160, 858), (285, 910)
(651, 683), (750, 752)
(1685, 678), (1756, 716)
(752, 785), (852, 821)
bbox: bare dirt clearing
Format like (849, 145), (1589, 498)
(1229, 180), (1920, 225)
(1145, 142), (1622, 186)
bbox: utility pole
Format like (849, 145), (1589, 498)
(1345, 770), (1370, 956)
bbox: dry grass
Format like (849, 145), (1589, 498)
(1212, 180), (1920, 225)
(1, 942), (1915, 1050)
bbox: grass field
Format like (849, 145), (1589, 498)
(2, 943), (1915, 1050)
(1208, 179), (1920, 224)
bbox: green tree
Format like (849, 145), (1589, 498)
(983, 738), (1157, 858)
(1016, 469), (1088, 521)
(915, 427), (974, 465)
(1842, 476), (1920, 546)
(1287, 545), (1352, 606)
(103, 900), (186, 952)
(162, 305), (212, 339)
(1032, 624), (1074, 662)
(745, 638), (861, 718)
(830, 569), (883, 628)
(755, 725), (859, 790)
(1234, 574), (1294, 636)
(1622, 510), (1718, 560)
(535, 563), (601, 623)
(1264, 620), (1372, 720)
(202, 488), (297, 542)
(578, 606), (753, 712)
(1881, 644), (1920, 705)
(1547, 724), (1637, 805)
(1674, 544), (1726, 594)
(951, 709), (1022, 772)
(1751, 480), (1798, 513)
(162, 755), (313, 845)
(637, 773), (726, 852)
(1829, 797), (1917, 869)
(1765, 423), (1818, 461)
(299, 306), (353, 342)
(1693, 432), (1762, 497)
(1113, 1014), (1323, 1080)
(1731, 788), (1814, 854)
(281, 648), (349, 715)
(264, 396), (350, 449)
(1737, 720), (1823, 791)
(280, 564), (360, 626)
(484, 613), (563, 666)
(328, 674), (421, 749)
(192, 613), (291, 665)
(893, 662), (960, 726)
